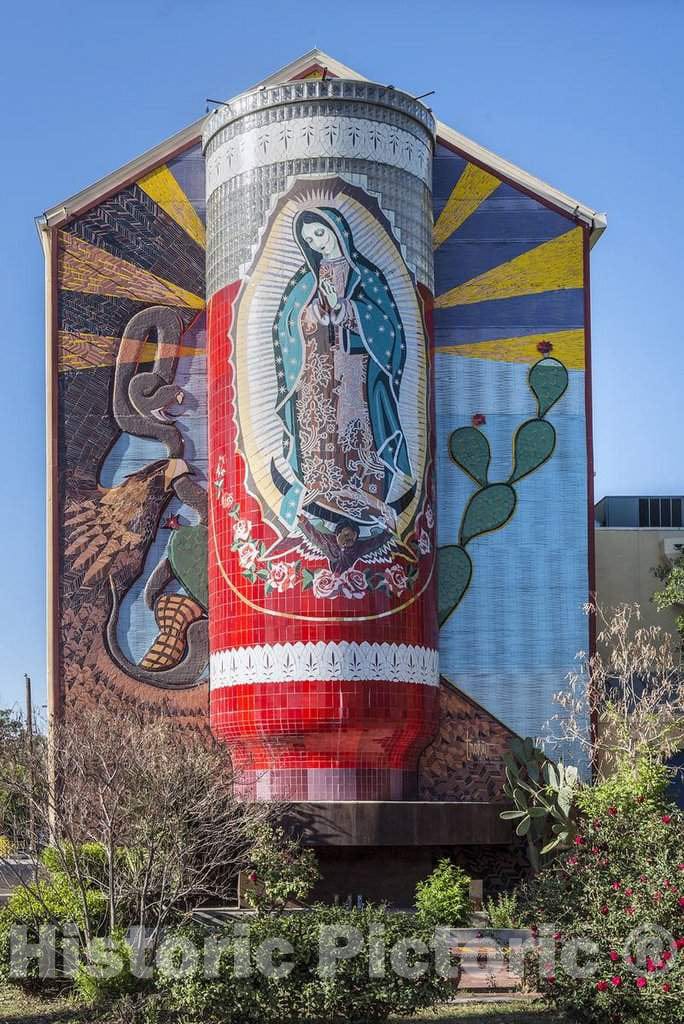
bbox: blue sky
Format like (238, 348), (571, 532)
(1, 0), (682, 711)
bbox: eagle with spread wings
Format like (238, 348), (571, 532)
(261, 514), (416, 575)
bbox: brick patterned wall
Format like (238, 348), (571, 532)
(419, 677), (518, 802)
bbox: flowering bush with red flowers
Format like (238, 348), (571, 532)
(519, 759), (684, 1023)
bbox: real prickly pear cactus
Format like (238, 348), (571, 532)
(500, 736), (579, 873)
(438, 354), (569, 625)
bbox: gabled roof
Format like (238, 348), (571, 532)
(38, 47), (606, 245)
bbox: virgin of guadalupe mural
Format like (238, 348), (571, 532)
(272, 207), (415, 534)
(224, 180), (433, 602)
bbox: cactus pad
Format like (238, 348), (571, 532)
(438, 545), (473, 626)
(510, 419), (557, 483)
(168, 524), (209, 610)
(460, 483), (516, 545)
(449, 426), (491, 486)
(528, 357), (568, 417)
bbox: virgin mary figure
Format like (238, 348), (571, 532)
(271, 207), (415, 533)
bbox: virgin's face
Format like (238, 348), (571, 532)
(300, 220), (341, 258)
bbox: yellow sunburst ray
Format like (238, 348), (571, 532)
(436, 328), (586, 370)
(58, 330), (204, 372)
(433, 163), (501, 250)
(435, 226), (583, 309)
(137, 165), (206, 249)
(58, 232), (205, 310)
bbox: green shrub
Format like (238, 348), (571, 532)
(6, 864), (107, 933)
(73, 931), (150, 1007)
(158, 905), (455, 1023)
(484, 890), (524, 930)
(244, 824), (320, 912)
(415, 858), (471, 928)
(0, 908), (11, 985)
(522, 771), (684, 1023)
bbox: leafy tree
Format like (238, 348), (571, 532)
(653, 553), (684, 643)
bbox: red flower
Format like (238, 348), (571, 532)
(663, 982), (672, 993)
(625, 906), (635, 915)
(636, 977), (647, 989)
(554, 932), (562, 941)
(675, 937), (684, 950)
(678, 897), (684, 908)
(596, 980), (609, 992)
(471, 412), (486, 427)
(609, 950), (620, 962)
(608, 806), (618, 816)
(625, 888), (634, 897)
(600, 905), (610, 915)
(546, 975), (555, 985)
(678, 863), (684, 871)
(537, 340), (554, 355)
(662, 950), (672, 961)
(611, 976), (622, 987)
(611, 882), (621, 891)
(574, 835), (585, 846)
(646, 958), (656, 973)
(626, 955), (637, 964)
(662, 815), (672, 824)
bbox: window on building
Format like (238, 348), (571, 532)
(638, 497), (683, 527)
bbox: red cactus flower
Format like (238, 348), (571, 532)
(625, 888), (634, 897)
(471, 412), (486, 427)
(646, 958), (656, 973)
(596, 980), (609, 992)
(608, 806), (617, 816)
(663, 982), (672, 993)
(609, 950), (620, 962)
(662, 950), (672, 961)
(600, 905), (610, 915)
(574, 836), (585, 846)
(537, 340), (554, 355)
(636, 977), (647, 989)
(625, 906), (635, 915)
(611, 882), (621, 891)
(611, 976), (622, 987)
(675, 938), (684, 950)
(678, 897), (684, 908)
(662, 815), (672, 824)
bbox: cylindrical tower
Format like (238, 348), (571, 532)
(204, 79), (438, 800)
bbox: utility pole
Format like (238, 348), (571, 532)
(24, 674), (36, 864)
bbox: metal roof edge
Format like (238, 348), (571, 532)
(38, 47), (606, 246)
(40, 116), (204, 229)
(436, 120), (607, 246)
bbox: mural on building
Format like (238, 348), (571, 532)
(49, 58), (595, 794)
(214, 181), (433, 614)
(56, 146), (210, 721)
(432, 145), (589, 743)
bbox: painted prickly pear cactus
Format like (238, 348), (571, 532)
(438, 354), (569, 626)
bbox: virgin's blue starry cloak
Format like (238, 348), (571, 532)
(272, 207), (412, 528)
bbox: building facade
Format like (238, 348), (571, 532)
(41, 50), (605, 901)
